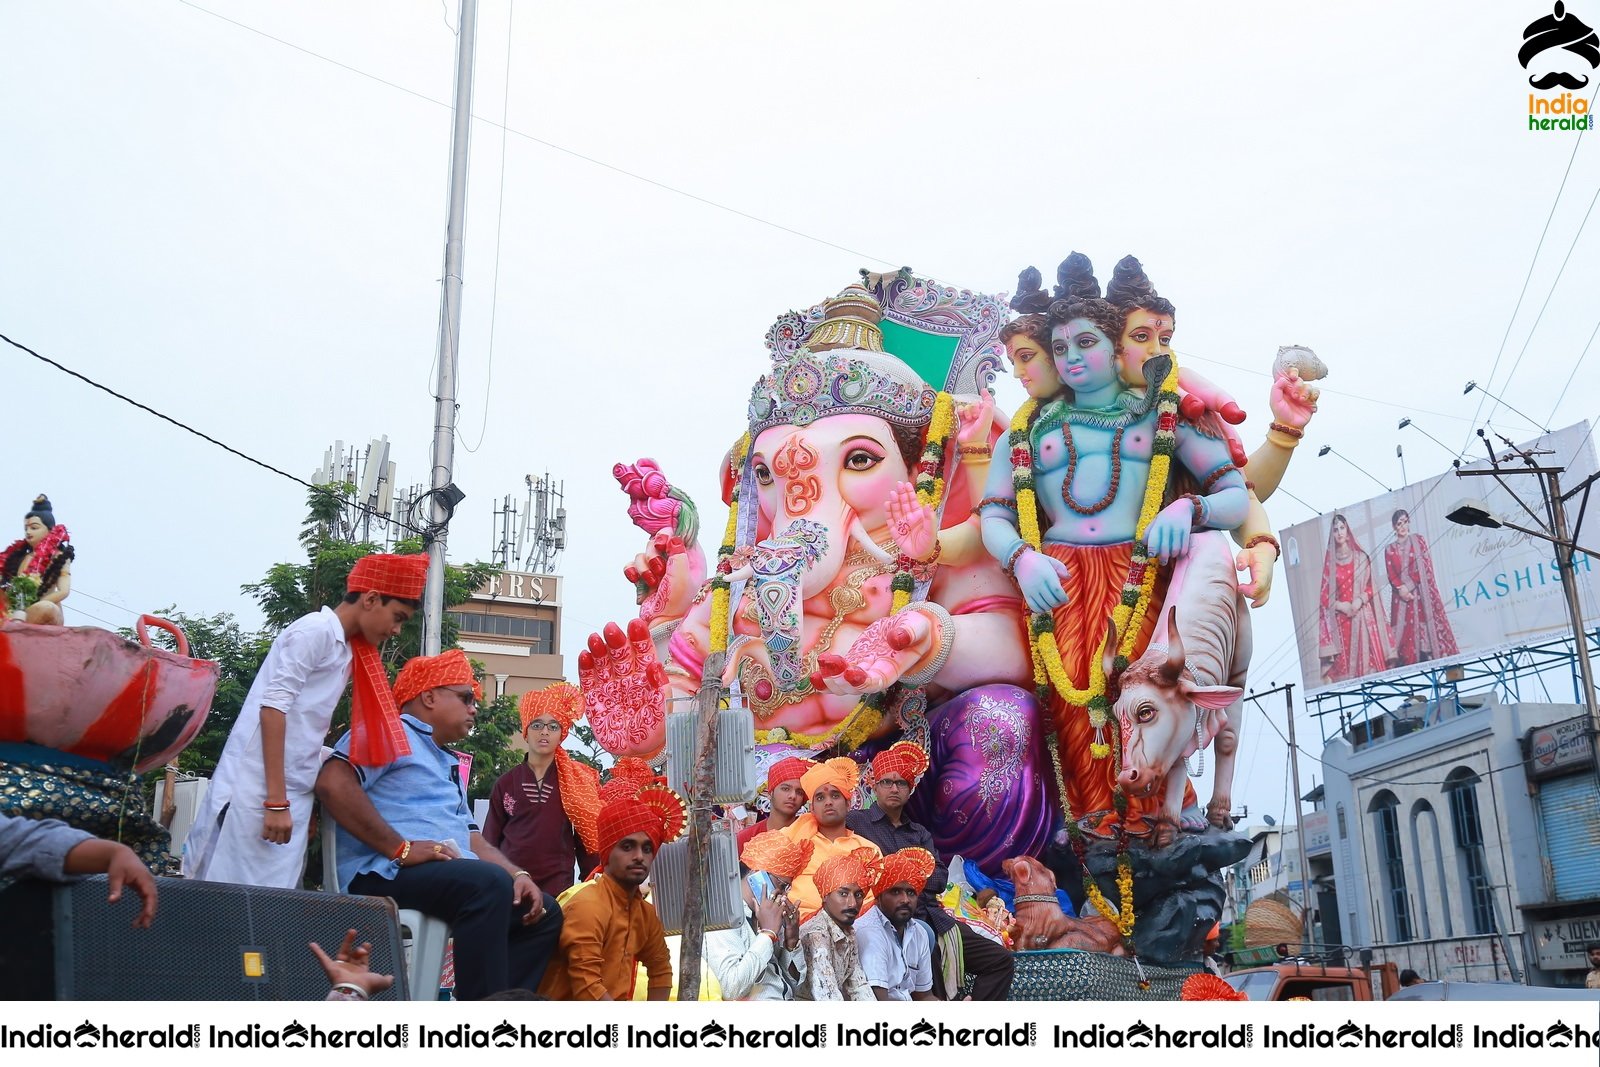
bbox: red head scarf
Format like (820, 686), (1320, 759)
(814, 847), (878, 899)
(767, 756), (814, 793)
(393, 648), (480, 708)
(516, 681), (601, 854)
(596, 783), (687, 863)
(872, 846), (935, 898)
(342, 552), (428, 766)
(1181, 973), (1249, 1001)
(870, 741), (930, 788)
(740, 831), (814, 881)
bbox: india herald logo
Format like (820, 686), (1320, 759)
(1521, 3), (1600, 89)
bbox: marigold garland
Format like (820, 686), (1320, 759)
(1004, 360), (1182, 760)
(1046, 734), (1136, 944)
(709, 395), (957, 754)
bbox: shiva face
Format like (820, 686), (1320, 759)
(1051, 317), (1121, 397)
(1116, 308), (1174, 385)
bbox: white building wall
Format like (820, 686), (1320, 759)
(1322, 698), (1583, 982)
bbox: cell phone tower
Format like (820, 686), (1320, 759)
(522, 472), (567, 575)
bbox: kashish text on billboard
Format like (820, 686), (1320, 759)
(1279, 423), (1600, 694)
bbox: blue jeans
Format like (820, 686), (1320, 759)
(351, 859), (562, 1000)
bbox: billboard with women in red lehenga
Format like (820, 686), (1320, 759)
(1280, 423), (1600, 694)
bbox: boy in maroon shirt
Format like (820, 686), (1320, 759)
(483, 683), (600, 896)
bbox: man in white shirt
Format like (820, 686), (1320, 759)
(854, 847), (938, 1001)
(706, 830), (808, 1000)
(184, 554), (425, 888)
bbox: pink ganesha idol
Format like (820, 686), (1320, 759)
(580, 282), (1059, 875)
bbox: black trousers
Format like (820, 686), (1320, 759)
(930, 921), (1016, 1000)
(350, 859), (562, 1000)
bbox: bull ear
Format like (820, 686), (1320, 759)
(1101, 617), (1121, 682)
(1186, 684), (1243, 710)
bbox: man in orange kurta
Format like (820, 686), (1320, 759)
(538, 785), (682, 1000)
(780, 758), (882, 921)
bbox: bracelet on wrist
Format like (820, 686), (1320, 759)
(393, 840), (411, 863)
(263, 803), (291, 812)
(758, 928), (780, 943)
(1244, 533), (1281, 560)
(512, 870), (532, 882)
(329, 982), (369, 1001)
(1003, 543), (1029, 580)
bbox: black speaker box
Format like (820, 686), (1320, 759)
(0, 875), (409, 1000)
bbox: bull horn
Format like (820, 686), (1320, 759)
(1160, 606), (1185, 683)
(1101, 616), (1121, 683)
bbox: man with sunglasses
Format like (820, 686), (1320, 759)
(316, 649), (563, 999)
(846, 741), (1014, 1000)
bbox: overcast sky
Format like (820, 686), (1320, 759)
(6, 1), (1599, 824)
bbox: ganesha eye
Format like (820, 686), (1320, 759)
(844, 449), (881, 472)
(1135, 703), (1156, 724)
(754, 463), (773, 485)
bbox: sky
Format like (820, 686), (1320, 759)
(5, 0), (1600, 826)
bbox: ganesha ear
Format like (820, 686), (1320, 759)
(1186, 684), (1243, 711)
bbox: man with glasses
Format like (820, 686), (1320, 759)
(846, 741), (1014, 1000)
(316, 649), (563, 999)
(483, 682), (601, 897)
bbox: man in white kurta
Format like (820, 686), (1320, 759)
(183, 554), (425, 888)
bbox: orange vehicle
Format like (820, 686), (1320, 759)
(1224, 946), (1399, 1001)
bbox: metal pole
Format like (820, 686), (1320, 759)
(677, 650), (726, 1001)
(1546, 469), (1600, 777)
(422, 0), (478, 656)
(1282, 683), (1315, 945)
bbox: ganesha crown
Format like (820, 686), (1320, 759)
(748, 347), (937, 434)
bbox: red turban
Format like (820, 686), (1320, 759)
(599, 757), (665, 806)
(800, 757), (860, 803)
(814, 847), (878, 899)
(515, 681), (601, 854)
(740, 831), (813, 880)
(873, 847), (935, 898)
(1181, 973), (1249, 1001)
(767, 756), (813, 793)
(596, 783), (687, 862)
(870, 741), (930, 788)
(341, 552), (428, 767)
(347, 553), (428, 600)
(393, 648), (481, 708)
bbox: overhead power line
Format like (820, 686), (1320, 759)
(1, 330), (417, 533)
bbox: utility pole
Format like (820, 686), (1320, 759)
(1249, 682), (1314, 945)
(1450, 430), (1600, 778)
(676, 650), (726, 1002)
(422, 0), (478, 656)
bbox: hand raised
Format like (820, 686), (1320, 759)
(885, 481), (938, 562)
(1269, 367), (1320, 430)
(579, 618), (669, 758)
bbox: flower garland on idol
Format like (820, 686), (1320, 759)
(708, 393), (957, 755)
(1010, 358), (1181, 759)
(1010, 355), (1182, 950)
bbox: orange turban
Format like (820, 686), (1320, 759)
(600, 757), (664, 805)
(514, 680), (601, 855)
(767, 756), (813, 793)
(519, 681), (582, 736)
(740, 831), (813, 880)
(870, 741), (930, 788)
(393, 648), (481, 708)
(873, 847), (935, 897)
(340, 553), (428, 767)
(800, 757), (860, 803)
(814, 847), (878, 899)
(596, 783), (687, 862)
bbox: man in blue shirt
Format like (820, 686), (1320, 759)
(315, 649), (562, 1000)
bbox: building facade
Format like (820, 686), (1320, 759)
(1321, 691), (1600, 987)
(450, 570), (565, 702)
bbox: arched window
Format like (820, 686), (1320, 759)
(1445, 768), (1496, 935)
(1369, 790), (1413, 942)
